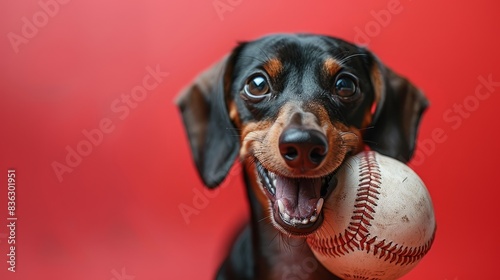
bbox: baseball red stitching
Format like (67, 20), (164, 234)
(308, 151), (436, 266)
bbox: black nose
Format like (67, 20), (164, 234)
(279, 128), (328, 170)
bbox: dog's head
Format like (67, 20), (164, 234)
(177, 34), (428, 236)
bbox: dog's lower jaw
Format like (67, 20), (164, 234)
(250, 154), (339, 236)
(241, 162), (341, 280)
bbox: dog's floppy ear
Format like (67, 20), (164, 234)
(364, 53), (429, 163)
(176, 48), (242, 188)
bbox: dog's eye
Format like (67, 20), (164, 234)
(244, 75), (270, 100)
(334, 75), (358, 99)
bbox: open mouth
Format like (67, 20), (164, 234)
(256, 161), (337, 236)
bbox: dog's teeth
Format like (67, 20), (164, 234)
(282, 212), (290, 222)
(272, 179), (277, 187)
(277, 198), (322, 225)
(277, 199), (285, 213)
(278, 200), (291, 222)
(315, 198), (324, 213)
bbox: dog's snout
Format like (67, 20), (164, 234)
(279, 128), (328, 170)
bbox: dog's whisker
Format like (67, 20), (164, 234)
(256, 46), (273, 63)
(255, 156), (276, 167)
(361, 139), (379, 145)
(358, 125), (375, 131)
(258, 214), (272, 224)
(337, 53), (368, 66)
(277, 234), (289, 252)
(344, 162), (355, 173)
(239, 55), (267, 64)
(331, 50), (351, 61)
(242, 136), (264, 143)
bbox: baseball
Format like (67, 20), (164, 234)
(307, 151), (436, 280)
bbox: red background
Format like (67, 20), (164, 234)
(1, 0), (499, 279)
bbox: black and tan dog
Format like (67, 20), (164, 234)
(177, 34), (428, 280)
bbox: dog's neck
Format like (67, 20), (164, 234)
(243, 170), (340, 280)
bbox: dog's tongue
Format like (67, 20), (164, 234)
(275, 176), (322, 219)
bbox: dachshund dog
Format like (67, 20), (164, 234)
(177, 34), (428, 280)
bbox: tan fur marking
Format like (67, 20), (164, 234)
(238, 103), (364, 230)
(361, 107), (373, 132)
(240, 103), (361, 179)
(263, 58), (283, 79)
(370, 62), (384, 121)
(308, 103), (362, 173)
(323, 58), (342, 76)
(244, 160), (272, 213)
(228, 101), (242, 128)
(239, 120), (273, 160)
(239, 120), (276, 211)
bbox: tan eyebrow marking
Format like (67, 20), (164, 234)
(323, 57), (342, 76)
(263, 58), (283, 79)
